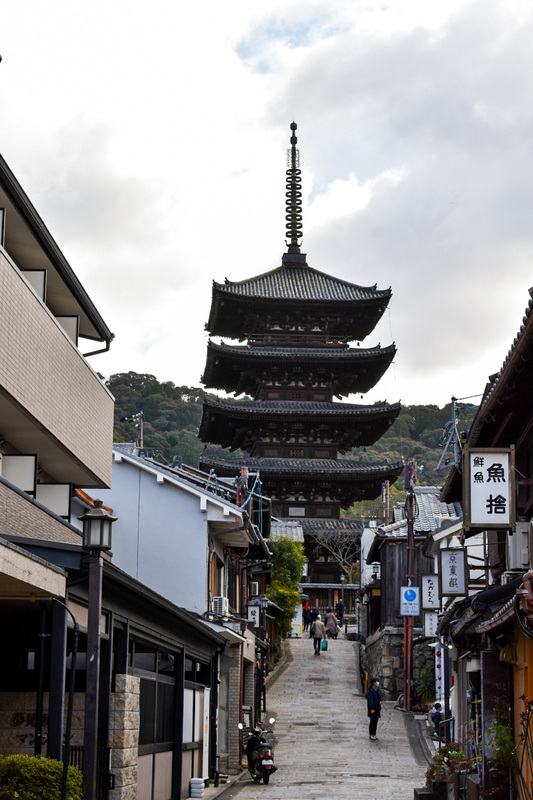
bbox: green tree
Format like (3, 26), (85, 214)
(267, 535), (306, 638)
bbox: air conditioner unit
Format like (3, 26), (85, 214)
(501, 571), (522, 585)
(250, 581), (259, 597)
(212, 596), (229, 616)
(506, 522), (531, 572)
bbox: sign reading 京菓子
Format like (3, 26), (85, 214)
(439, 548), (468, 597)
(464, 446), (515, 530)
(421, 574), (440, 610)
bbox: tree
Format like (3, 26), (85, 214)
(266, 535), (306, 638)
(306, 527), (362, 584)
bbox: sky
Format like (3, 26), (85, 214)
(2, 0), (533, 409)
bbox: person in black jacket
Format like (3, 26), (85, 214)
(367, 678), (382, 740)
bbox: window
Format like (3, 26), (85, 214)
(131, 641), (177, 751)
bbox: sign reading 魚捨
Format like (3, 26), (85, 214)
(463, 446), (515, 530)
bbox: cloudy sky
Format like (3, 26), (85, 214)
(2, 0), (533, 409)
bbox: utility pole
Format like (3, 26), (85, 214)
(403, 459), (417, 710)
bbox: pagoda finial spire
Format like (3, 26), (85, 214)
(285, 121), (303, 253)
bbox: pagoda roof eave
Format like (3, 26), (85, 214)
(199, 454), (404, 480)
(210, 260), (391, 303)
(201, 341), (397, 396)
(197, 398), (401, 451)
(204, 340), (396, 361)
(200, 397), (401, 418)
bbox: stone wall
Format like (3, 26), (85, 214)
(109, 674), (140, 800)
(362, 626), (434, 703)
(0, 691), (84, 756)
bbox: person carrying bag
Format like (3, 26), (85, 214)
(312, 615), (327, 656)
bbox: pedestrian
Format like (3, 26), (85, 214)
(302, 607), (310, 632)
(325, 607), (339, 639)
(311, 614), (327, 655)
(309, 607), (319, 638)
(432, 703), (442, 738)
(335, 599), (345, 627)
(367, 678), (382, 740)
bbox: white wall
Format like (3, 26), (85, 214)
(95, 458), (209, 613)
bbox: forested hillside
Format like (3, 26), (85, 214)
(107, 372), (477, 514)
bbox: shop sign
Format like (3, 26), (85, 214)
(439, 548), (467, 597)
(421, 574), (440, 610)
(424, 612), (439, 638)
(464, 446), (515, 530)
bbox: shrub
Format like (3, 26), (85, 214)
(0, 754), (82, 800)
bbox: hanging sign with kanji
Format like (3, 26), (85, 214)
(439, 548), (468, 597)
(421, 574), (440, 610)
(424, 612), (439, 638)
(463, 446), (515, 530)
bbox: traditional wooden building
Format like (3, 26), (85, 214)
(199, 123), (402, 608)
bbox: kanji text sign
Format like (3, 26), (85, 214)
(439, 548), (467, 597)
(421, 574), (440, 609)
(464, 447), (515, 530)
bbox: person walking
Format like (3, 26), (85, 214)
(311, 614), (326, 655)
(309, 607), (319, 638)
(367, 678), (382, 739)
(335, 599), (345, 627)
(302, 607), (311, 633)
(324, 607), (339, 639)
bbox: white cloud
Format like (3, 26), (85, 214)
(2, 0), (533, 414)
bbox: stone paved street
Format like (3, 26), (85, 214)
(207, 634), (429, 800)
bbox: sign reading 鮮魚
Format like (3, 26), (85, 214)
(464, 446), (515, 530)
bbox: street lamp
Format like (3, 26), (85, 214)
(78, 500), (116, 800)
(339, 573), (345, 603)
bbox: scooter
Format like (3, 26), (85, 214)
(238, 718), (277, 784)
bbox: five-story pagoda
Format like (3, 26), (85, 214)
(199, 124), (402, 602)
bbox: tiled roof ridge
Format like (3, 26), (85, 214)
(202, 397), (401, 414)
(207, 341), (396, 358)
(470, 287), (533, 439)
(213, 261), (391, 302)
(199, 454), (404, 473)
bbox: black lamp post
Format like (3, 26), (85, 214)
(78, 500), (116, 800)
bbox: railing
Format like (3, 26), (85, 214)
(68, 745), (113, 800)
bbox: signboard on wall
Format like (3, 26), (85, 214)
(424, 612), (439, 638)
(463, 446), (515, 530)
(248, 604), (260, 628)
(421, 574), (440, 610)
(439, 548), (468, 597)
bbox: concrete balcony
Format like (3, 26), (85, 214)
(0, 250), (113, 487)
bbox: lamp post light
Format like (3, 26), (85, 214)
(340, 573), (345, 603)
(78, 500), (116, 800)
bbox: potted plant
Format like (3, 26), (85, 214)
(415, 664), (436, 710)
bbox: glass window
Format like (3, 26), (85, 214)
(139, 679), (156, 746)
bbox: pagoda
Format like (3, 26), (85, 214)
(198, 123), (402, 601)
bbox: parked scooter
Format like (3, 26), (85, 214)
(238, 718), (277, 784)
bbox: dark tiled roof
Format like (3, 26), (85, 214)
(199, 454), (404, 478)
(202, 396), (400, 418)
(206, 341), (396, 361)
(385, 486), (462, 535)
(214, 261), (391, 303)
(468, 288), (533, 446)
(299, 518), (363, 533)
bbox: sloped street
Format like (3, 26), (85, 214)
(211, 634), (429, 800)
